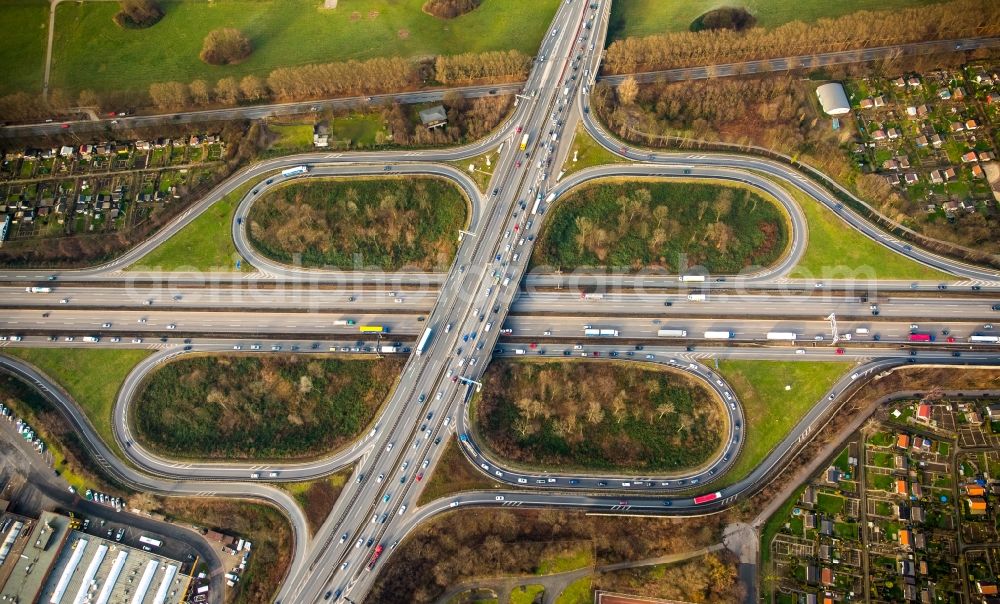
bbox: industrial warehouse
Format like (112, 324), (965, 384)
(0, 509), (193, 604)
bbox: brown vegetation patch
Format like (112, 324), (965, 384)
(350, 11), (361, 21)
(476, 360), (726, 473)
(422, 0), (483, 19)
(417, 436), (502, 505)
(596, 551), (744, 603)
(370, 508), (727, 603)
(156, 498), (291, 604)
(397, 28), (410, 39)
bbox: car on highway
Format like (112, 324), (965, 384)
(376, 473), (384, 483)
(383, 494), (391, 502)
(339, 533), (348, 544)
(495, 496), (505, 501)
(835, 348), (845, 355)
(385, 442), (394, 452)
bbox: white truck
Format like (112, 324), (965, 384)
(703, 331), (734, 340)
(280, 165), (309, 177)
(765, 332), (798, 341)
(657, 329), (688, 337)
(380, 345), (400, 353)
(25, 287), (51, 293)
(687, 293), (707, 302)
(678, 275), (705, 282)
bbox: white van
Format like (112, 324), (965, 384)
(855, 328), (870, 335)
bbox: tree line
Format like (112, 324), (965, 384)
(0, 47), (532, 117)
(603, 0), (1000, 74)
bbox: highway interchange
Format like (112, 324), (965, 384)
(1, 1), (1000, 602)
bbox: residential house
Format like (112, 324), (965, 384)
(965, 484), (986, 497)
(313, 123), (330, 148)
(897, 433), (910, 449)
(58, 146), (74, 158)
(943, 200), (960, 214)
(883, 159), (900, 171)
(979, 151), (994, 162)
(886, 173), (901, 186)
(827, 468), (841, 484)
(821, 567), (834, 586)
(820, 519), (834, 536)
(929, 170), (944, 184)
(900, 560), (915, 576)
(962, 151), (979, 163)
(966, 119), (979, 130)
(914, 532), (926, 550)
(860, 98), (875, 109)
(907, 76), (921, 87)
(872, 129), (887, 141)
(906, 106), (918, 117)
(912, 506), (925, 523)
(943, 167), (956, 181)
(953, 87), (966, 100)
(979, 583), (999, 596)
(899, 528), (912, 549)
(807, 565), (819, 584)
(418, 105), (449, 130)
(887, 127), (901, 140)
(987, 92), (1000, 104)
(893, 77), (907, 87)
(915, 135), (929, 148)
(950, 122), (965, 133)
(938, 88), (953, 100)
(930, 134), (943, 148)
(968, 497), (988, 515)
(897, 479), (908, 496)
(987, 403), (1000, 420)
(904, 172), (919, 184)
(896, 155), (911, 169)
(805, 512), (817, 529)
(916, 403), (931, 421)
(874, 95), (887, 107)
(911, 483), (923, 498)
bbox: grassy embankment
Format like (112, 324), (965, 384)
(608, 0), (947, 40)
(560, 125), (625, 177)
(417, 436), (502, 505)
(133, 354), (404, 460)
(4, 348), (151, 456)
(284, 468), (353, 536)
(0, 373), (123, 495)
(532, 180), (789, 274)
(716, 360), (848, 486)
(509, 585), (545, 604)
(555, 577), (592, 604)
(130, 181), (255, 272)
(47, 0), (560, 95)
(783, 182), (953, 280)
(247, 177), (467, 271)
(474, 359), (727, 473)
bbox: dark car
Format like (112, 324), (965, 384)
(993, 304), (1000, 311)
(952, 351), (962, 357)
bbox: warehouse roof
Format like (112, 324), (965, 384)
(816, 82), (851, 116)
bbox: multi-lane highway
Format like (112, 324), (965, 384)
(1, 2), (999, 603)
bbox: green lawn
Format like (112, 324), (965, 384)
(48, 0), (560, 95)
(268, 123), (315, 152)
(561, 125), (625, 176)
(3, 348), (152, 452)
(554, 577), (592, 604)
(509, 585), (545, 604)
(784, 183), (953, 281)
(451, 146), (500, 193)
(536, 547), (593, 575)
(608, 0), (947, 41)
(716, 360), (848, 485)
(0, 0), (48, 95)
(130, 182), (255, 272)
(817, 492), (846, 516)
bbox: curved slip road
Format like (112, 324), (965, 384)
(0, 353), (312, 600)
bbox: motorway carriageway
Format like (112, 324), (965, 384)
(4, 287), (1000, 320)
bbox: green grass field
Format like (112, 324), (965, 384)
(48, 0), (559, 95)
(760, 485), (805, 567)
(4, 348), (152, 452)
(0, 0), (47, 95)
(130, 181), (255, 272)
(561, 125), (625, 176)
(509, 585), (545, 604)
(608, 0), (946, 41)
(716, 360), (848, 486)
(785, 183), (952, 281)
(554, 577), (592, 604)
(536, 547), (593, 575)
